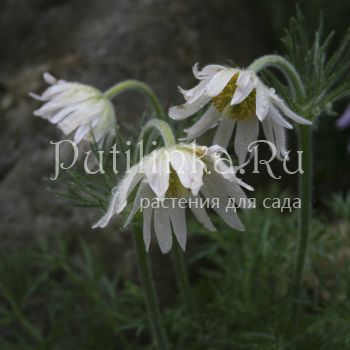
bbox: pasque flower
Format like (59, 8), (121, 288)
(169, 64), (311, 164)
(30, 73), (116, 144)
(93, 143), (252, 253)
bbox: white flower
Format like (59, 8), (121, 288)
(30, 73), (116, 144)
(169, 64), (312, 164)
(93, 143), (252, 253)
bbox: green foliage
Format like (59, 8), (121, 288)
(268, 10), (350, 121)
(1, 191), (349, 349)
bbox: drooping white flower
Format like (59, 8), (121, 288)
(30, 73), (116, 144)
(169, 64), (312, 164)
(93, 143), (252, 253)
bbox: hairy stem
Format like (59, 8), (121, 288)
(136, 119), (195, 315)
(104, 80), (166, 119)
(171, 240), (195, 313)
(248, 54), (306, 101)
(293, 124), (313, 318)
(133, 224), (169, 350)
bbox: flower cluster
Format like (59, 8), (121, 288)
(30, 61), (311, 253)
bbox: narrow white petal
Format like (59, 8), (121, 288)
(143, 151), (170, 198)
(124, 182), (148, 227)
(268, 106), (293, 129)
(200, 185), (245, 231)
(236, 70), (252, 88)
(255, 84), (270, 121)
(74, 124), (90, 143)
(234, 118), (259, 164)
(205, 69), (236, 97)
(48, 105), (76, 124)
(213, 118), (235, 148)
(93, 165), (144, 229)
(272, 122), (288, 160)
(261, 115), (276, 148)
(183, 106), (220, 140)
(205, 170), (248, 203)
(169, 149), (204, 196)
(143, 205), (153, 251)
(179, 79), (208, 103)
(29, 92), (47, 101)
(230, 77), (255, 105)
(273, 97), (312, 125)
(169, 204), (187, 251)
(169, 94), (211, 120)
(115, 164), (144, 213)
(154, 207), (173, 254)
(190, 202), (216, 231)
(43, 72), (57, 85)
(193, 63), (227, 80)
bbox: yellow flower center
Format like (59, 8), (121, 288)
(212, 73), (256, 120)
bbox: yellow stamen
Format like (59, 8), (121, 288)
(212, 73), (256, 120)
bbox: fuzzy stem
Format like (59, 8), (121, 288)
(293, 124), (313, 316)
(171, 240), (196, 313)
(133, 119), (176, 164)
(248, 54), (306, 101)
(104, 80), (166, 119)
(133, 224), (169, 350)
(136, 119), (195, 314)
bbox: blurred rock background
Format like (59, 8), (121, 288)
(0, 0), (349, 248)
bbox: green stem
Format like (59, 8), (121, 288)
(293, 124), (313, 317)
(133, 119), (176, 164)
(104, 80), (166, 119)
(133, 224), (169, 350)
(171, 240), (195, 313)
(135, 119), (195, 315)
(248, 54), (306, 101)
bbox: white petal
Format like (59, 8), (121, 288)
(193, 63), (227, 80)
(190, 202), (216, 231)
(234, 118), (259, 164)
(213, 118), (236, 148)
(273, 97), (312, 125)
(255, 84), (270, 121)
(48, 105), (76, 124)
(205, 169), (248, 203)
(179, 79), (208, 103)
(236, 70), (252, 88)
(29, 92), (47, 101)
(124, 181), (148, 227)
(170, 149), (204, 196)
(143, 151), (170, 198)
(261, 115), (275, 147)
(115, 164), (144, 213)
(169, 94), (211, 120)
(43, 72), (57, 85)
(182, 106), (220, 140)
(154, 206), (173, 254)
(200, 184), (245, 231)
(169, 203), (187, 251)
(268, 106), (293, 129)
(230, 75), (255, 106)
(272, 122), (288, 160)
(92, 165), (144, 228)
(205, 69), (236, 97)
(74, 124), (90, 143)
(143, 205), (153, 251)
